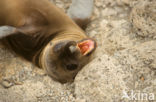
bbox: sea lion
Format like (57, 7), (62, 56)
(0, 0), (96, 83)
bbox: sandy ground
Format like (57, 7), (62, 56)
(0, 0), (156, 102)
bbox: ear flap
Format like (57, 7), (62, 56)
(17, 8), (49, 35)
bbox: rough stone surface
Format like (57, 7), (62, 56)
(130, 0), (156, 38)
(74, 55), (128, 102)
(0, 0), (156, 102)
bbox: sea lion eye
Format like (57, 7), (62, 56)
(66, 64), (78, 71)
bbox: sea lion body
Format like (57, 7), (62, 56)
(0, 0), (96, 83)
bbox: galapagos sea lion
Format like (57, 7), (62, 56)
(0, 0), (96, 83)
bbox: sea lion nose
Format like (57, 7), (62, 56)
(66, 64), (78, 71)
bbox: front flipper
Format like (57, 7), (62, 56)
(0, 26), (16, 39)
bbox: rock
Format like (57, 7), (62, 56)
(74, 40), (156, 102)
(130, 0), (156, 38)
(74, 54), (128, 102)
(114, 41), (156, 101)
(0, 79), (14, 88)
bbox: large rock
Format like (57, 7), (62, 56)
(74, 55), (128, 102)
(114, 41), (156, 92)
(74, 41), (156, 102)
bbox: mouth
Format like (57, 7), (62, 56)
(77, 39), (96, 56)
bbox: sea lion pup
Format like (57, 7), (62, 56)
(0, 0), (96, 83)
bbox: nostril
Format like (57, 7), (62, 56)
(66, 64), (78, 71)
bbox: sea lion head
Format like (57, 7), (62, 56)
(40, 38), (96, 83)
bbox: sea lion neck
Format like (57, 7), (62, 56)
(51, 29), (87, 42)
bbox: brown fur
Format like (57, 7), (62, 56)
(0, 0), (96, 83)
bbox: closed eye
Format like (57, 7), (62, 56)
(66, 64), (78, 71)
